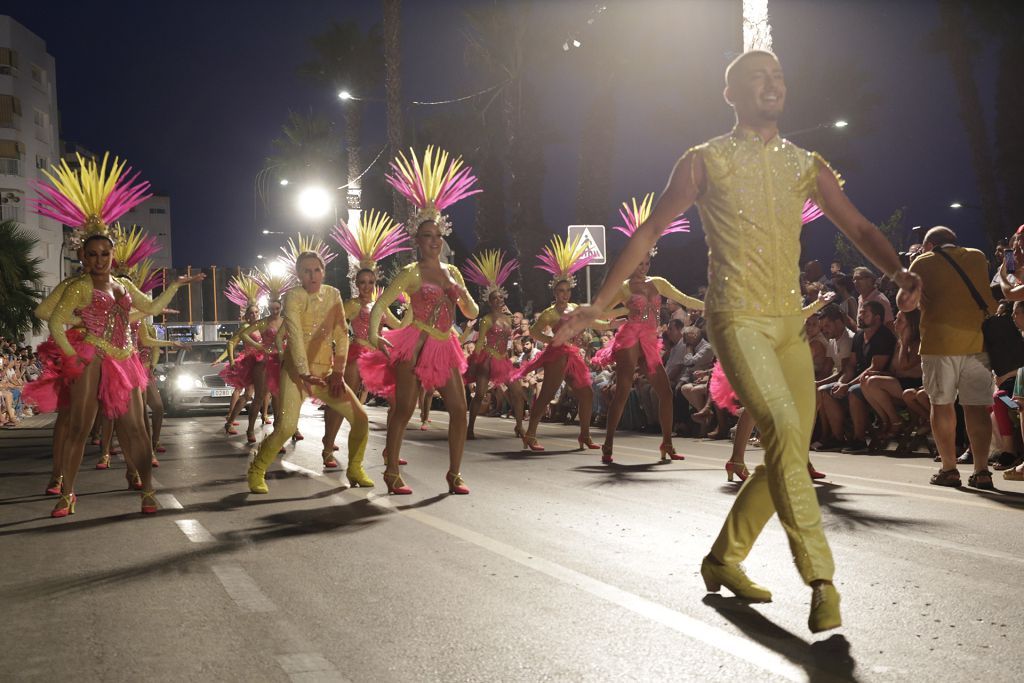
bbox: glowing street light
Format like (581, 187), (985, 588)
(266, 259), (289, 278)
(950, 202), (963, 209)
(279, 178), (289, 186)
(833, 119), (849, 129)
(338, 90), (352, 101)
(297, 186), (333, 220)
(572, 39), (582, 48)
(256, 254), (264, 260)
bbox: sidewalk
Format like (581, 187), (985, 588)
(0, 412), (56, 450)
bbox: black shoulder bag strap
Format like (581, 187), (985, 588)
(932, 246), (990, 317)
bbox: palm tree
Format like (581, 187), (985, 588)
(382, 0), (405, 220)
(0, 220), (44, 341)
(266, 109), (343, 186)
(297, 20), (384, 200)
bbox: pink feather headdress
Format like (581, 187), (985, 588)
(612, 193), (689, 257)
(252, 265), (297, 304)
(536, 234), (594, 290)
(279, 233), (337, 268)
(802, 200), (824, 225)
(111, 224), (161, 276)
(30, 152), (152, 246)
(463, 249), (518, 301)
(225, 271), (265, 310)
(330, 208), (411, 279)
(384, 146), (482, 236)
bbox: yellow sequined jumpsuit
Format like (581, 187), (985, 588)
(248, 284), (371, 492)
(697, 128), (838, 585)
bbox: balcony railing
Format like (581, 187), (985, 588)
(0, 158), (20, 176)
(0, 204), (23, 221)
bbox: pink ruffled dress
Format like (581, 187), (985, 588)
(464, 319), (514, 387)
(219, 330), (264, 390)
(358, 282), (466, 398)
(592, 292), (664, 374)
(709, 360), (740, 414)
(261, 325), (282, 396)
(347, 301), (375, 365)
(23, 289), (149, 419)
(512, 310), (592, 390)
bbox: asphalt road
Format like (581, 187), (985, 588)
(1, 404), (1022, 682)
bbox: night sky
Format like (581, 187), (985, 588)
(4, 0), (993, 293)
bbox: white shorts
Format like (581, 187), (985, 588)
(921, 353), (993, 406)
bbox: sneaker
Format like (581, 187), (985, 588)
(841, 440), (870, 454)
(929, 468), (962, 487)
(967, 469), (995, 491)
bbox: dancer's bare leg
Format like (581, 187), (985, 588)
(602, 346), (640, 455)
(524, 356), (567, 441)
(437, 368), (469, 476)
(467, 366), (491, 439)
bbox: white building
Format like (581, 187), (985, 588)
(0, 16), (62, 342)
(122, 194), (173, 270)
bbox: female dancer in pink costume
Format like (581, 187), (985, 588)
(516, 234), (619, 451)
(220, 271), (264, 435)
(592, 194), (703, 464)
(26, 153), (202, 516)
(324, 209), (411, 467)
(360, 146), (481, 495)
(230, 266), (295, 445)
(462, 249), (527, 440)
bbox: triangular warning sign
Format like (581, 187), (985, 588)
(568, 224), (606, 265)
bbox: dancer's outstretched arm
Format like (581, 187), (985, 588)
(555, 152), (703, 344)
(649, 277), (704, 311)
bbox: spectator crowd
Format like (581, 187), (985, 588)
(0, 337), (41, 428)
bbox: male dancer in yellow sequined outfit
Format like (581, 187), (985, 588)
(247, 251), (372, 493)
(557, 51), (920, 633)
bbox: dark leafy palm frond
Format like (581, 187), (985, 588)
(297, 20), (384, 93)
(266, 109), (342, 185)
(0, 219), (45, 339)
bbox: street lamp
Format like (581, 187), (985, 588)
(256, 254), (264, 260)
(338, 90), (352, 101)
(279, 179), (289, 186)
(266, 259), (289, 278)
(950, 202), (963, 209)
(833, 119), (848, 129)
(297, 186), (333, 220)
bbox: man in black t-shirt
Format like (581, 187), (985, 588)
(819, 300), (896, 452)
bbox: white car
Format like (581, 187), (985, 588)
(162, 342), (234, 416)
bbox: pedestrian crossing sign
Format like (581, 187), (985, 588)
(567, 225), (606, 266)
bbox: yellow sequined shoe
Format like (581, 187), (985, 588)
(247, 465), (269, 494)
(700, 555), (772, 602)
(346, 466), (374, 488)
(808, 583), (842, 633)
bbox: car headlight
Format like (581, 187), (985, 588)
(175, 374), (202, 391)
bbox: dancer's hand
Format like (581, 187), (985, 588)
(553, 305), (601, 346)
(328, 370), (346, 398)
(175, 273), (206, 286)
(301, 373), (327, 387)
(893, 268), (922, 312)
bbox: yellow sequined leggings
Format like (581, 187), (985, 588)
(706, 312), (834, 584)
(252, 360), (368, 473)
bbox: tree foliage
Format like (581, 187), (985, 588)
(0, 220), (44, 341)
(833, 208), (906, 273)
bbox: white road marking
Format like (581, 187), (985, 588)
(211, 564), (277, 612)
(175, 519), (215, 543)
(367, 494), (804, 682)
(276, 653), (348, 683)
(156, 493), (183, 510)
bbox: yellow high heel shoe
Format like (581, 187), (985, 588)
(700, 554), (772, 602)
(247, 464), (269, 494)
(808, 583), (842, 633)
(346, 465), (374, 488)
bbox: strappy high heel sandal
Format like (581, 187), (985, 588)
(521, 435), (545, 452)
(95, 453), (111, 470)
(659, 442), (685, 461)
(383, 471), (412, 495)
(126, 471), (143, 491)
(45, 475), (63, 496)
(601, 444), (614, 465)
(725, 461), (750, 482)
(446, 471), (470, 495)
(51, 492), (76, 518)
(577, 435), (601, 450)
(322, 450), (340, 469)
(140, 490), (159, 514)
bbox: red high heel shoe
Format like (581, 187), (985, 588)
(521, 435), (545, 452)
(51, 493), (76, 518)
(141, 490), (158, 514)
(45, 475), (63, 496)
(659, 442), (685, 461)
(151, 456), (160, 468)
(292, 432), (304, 442)
(322, 451), (340, 469)
(383, 471), (412, 495)
(578, 436), (600, 450)
(155, 443), (167, 453)
(725, 461), (750, 482)
(807, 463), (827, 480)
(446, 471), (470, 495)
(126, 471), (143, 491)
(224, 422), (238, 436)
(246, 430), (257, 444)
(601, 444), (614, 464)
(95, 453), (111, 470)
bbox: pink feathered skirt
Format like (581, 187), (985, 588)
(22, 330), (149, 419)
(358, 325), (467, 399)
(709, 361), (740, 414)
(463, 350), (515, 387)
(591, 322), (663, 375)
(219, 350), (263, 390)
(512, 343), (591, 390)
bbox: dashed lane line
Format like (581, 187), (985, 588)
(211, 564), (277, 613)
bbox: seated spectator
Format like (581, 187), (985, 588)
(831, 274), (858, 328)
(852, 266), (894, 329)
(860, 309), (923, 447)
(811, 305), (854, 449)
(818, 300), (896, 452)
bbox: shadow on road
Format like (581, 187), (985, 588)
(702, 594), (859, 682)
(815, 482), (933, 532)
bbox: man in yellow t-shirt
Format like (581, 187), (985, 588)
(902, 226), (997, 490)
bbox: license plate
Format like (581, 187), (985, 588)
(210, 388), (233, 397)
